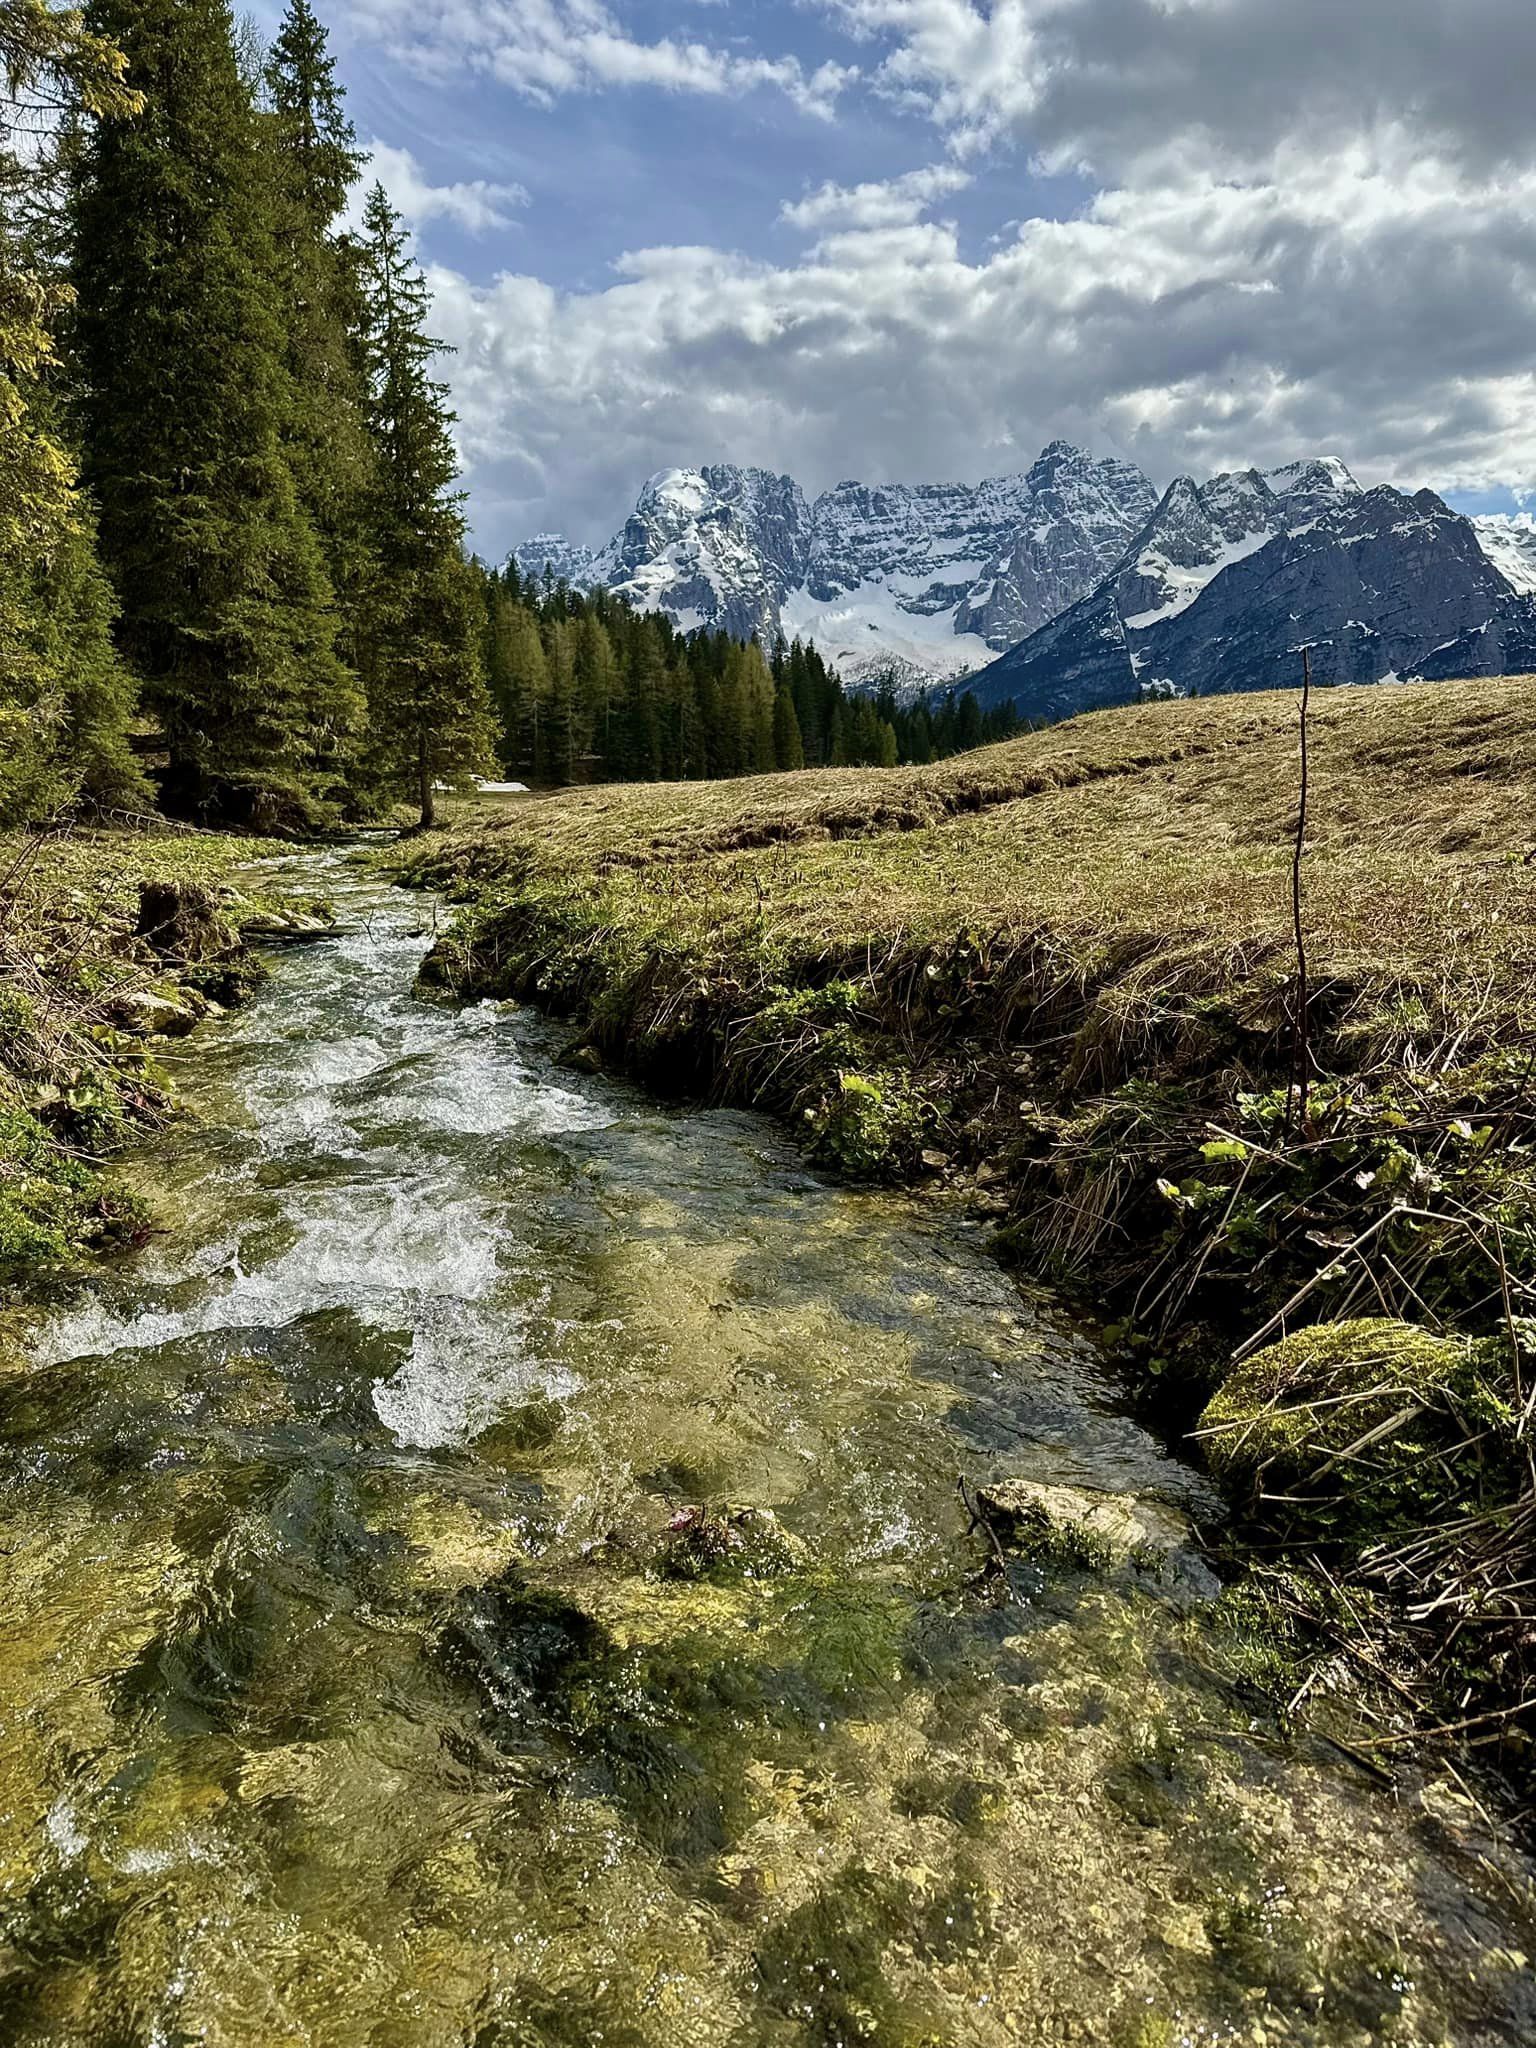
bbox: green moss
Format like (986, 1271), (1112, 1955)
(1200, 1317), (1517, 1538)
(751, 1863), (943, 2046)
(0, 1105), (147, 1279)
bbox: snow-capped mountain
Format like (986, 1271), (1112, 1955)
(1107, 458), (1361, 633)
(593, 466), (813, 643)
(782, 445), (1159, 687)
(509, 533), (598, 589)
(510, 444), (1159, 687)
(970, 473), (1536, 720)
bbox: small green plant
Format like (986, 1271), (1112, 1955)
(804, 1067), (939, 1180)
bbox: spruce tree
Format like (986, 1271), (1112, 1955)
(772, 676), (804, 771)
(263, 0), (375, 660)
(0, 0), (145, 822)
(573, 611), (618, 772)
(355, 182), (493, 825)
(72, 0), (358, 826)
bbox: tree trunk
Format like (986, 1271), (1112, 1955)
(417, 734), (435, 830)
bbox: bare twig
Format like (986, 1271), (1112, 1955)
(1285, 646), (1313, 1139)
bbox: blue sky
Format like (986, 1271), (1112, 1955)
(255, 1), (1536, 554)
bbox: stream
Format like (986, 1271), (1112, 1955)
(1, 853), (1532, 2046)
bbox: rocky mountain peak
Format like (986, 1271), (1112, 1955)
(970, 469), (1533, 723)
(536, 445), (1160, 685)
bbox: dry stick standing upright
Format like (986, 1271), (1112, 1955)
(1289, 647), (1313, 1135)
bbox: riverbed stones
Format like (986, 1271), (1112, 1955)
(975, 1478), (1195, 1575)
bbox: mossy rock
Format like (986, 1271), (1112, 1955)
(1200, 1317), (1516, 1539)
(974, 1479), (1212, 1592)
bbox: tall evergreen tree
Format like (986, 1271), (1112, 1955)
(72, 0), (358, 826)
(354, 182), (493, 826)
(772, 676), (804, 771)
(0, 0), (145, 822)
(263, 0), (375, 662)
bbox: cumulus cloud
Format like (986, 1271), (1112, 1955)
(779, 164), (972, 234)
(823, 0), (1536, 174)
(358, 142), (528, 234)
(431, 116), (1536, 551)
(338, 0), (853, 115)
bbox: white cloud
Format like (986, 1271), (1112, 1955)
(358, 141), (528, 234)
(338, 0), (853, 115)
(822, 0), (1536, 174)
(425, 124), (1536, 551)
(332, 0), (1536, 548)
(780, 165), (972, 234)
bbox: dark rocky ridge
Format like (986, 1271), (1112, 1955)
(972, 479), (1536, 720)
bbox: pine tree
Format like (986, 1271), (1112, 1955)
(573, 611), (618, 773)
(354, 182), (493, 825)
(540, 616), (578, 784)
(483, 574), (546, 776)
(772, 676), (804, 770)
(72, 0), (358, 826)
(263, 0), (375, 669)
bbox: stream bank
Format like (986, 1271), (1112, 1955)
(0, 825), (325, 1297)
(2, 852), (1533, 2044)
(398, 682), (1536, 1795)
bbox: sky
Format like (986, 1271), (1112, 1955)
(254, 0), (1536, 557)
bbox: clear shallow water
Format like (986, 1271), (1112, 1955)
(1, 855), (1533, 2046)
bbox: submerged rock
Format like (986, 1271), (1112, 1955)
(975, 1478), (1201, 1579)
(657, 1504), (806, 1583)
(238, 906), (337, 943)
(558, 1040), (604, 1075)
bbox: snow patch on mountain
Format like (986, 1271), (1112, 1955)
(1122, 529), (1277, 629)
(513, 444), (1159, 687)
(779, 585), (994, 688)
(1472, 513), (1536, 594)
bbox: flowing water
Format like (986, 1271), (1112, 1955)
(1, 855), (1533, 2046)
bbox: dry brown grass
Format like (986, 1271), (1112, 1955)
(424, 677), (1536, 1075)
